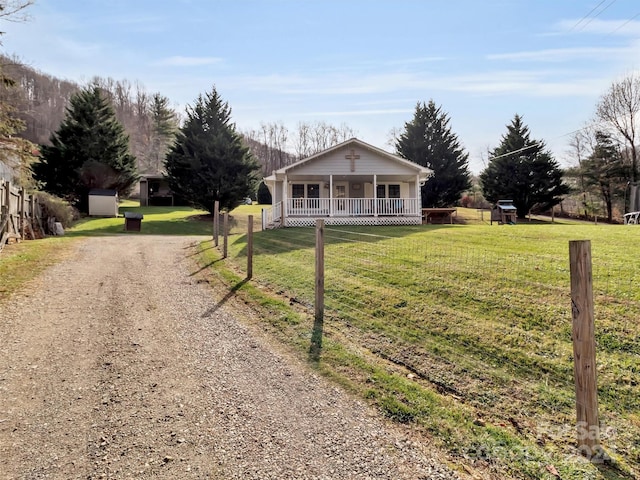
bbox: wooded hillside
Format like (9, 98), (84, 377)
(0, 55), (178, 175)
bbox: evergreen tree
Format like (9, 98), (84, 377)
(34, 85), (138, 211)
(257, 180), (272, 204)
(480, 114), (568, 218)
(148, 93), (178, 173)
(581, 131), (628, 222)
(396, 100), (471, 207)
(165, 86), (259, 212)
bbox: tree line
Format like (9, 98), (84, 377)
(0, 55), (179, 176)
(1, 0), (638, 220)
(565, 75), (640, 222)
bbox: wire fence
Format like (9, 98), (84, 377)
(217, 219), (640, 474)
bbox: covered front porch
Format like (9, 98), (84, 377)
(261, 138), (431, 229)
(262, 175), (423, 228)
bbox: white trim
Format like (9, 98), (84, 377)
(268, 138), (431, 179)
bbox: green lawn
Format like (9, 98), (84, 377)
(199, 208), (640, 480)
(0, 237), (74, 303)
(66, 204), (212, 236)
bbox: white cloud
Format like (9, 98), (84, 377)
(300, 108), (413, 117)
(487, 46), (632, 62)
(218, 68), (606, 99)
(153, 56), (223, 67)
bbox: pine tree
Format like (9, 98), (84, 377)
(581, 131), (628, 222)
(148, 93), (178, 173)
(396, 100), (471, 207)
(480, 114), (568, 218)
(165, 86), (259, 212)
(34, 85), (138, 211)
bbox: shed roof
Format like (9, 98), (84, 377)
(89, 189), (118, 197)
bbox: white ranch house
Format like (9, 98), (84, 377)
(262, 138), (432, 229)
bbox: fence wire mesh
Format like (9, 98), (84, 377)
(221, 223), (640, 471)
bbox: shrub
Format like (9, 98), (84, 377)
(257, 181), (272, 204)
(35, 191), (78, 229)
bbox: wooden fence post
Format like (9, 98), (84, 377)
(569, 240), (600, 458)
(247, 215), (253, 279)
(213, 200), (219, 246)
(315, 219), (325, 325)
(223, 212), (228, 259)
(309, 219), (325, 358)
(19, 187), (25, 239)
(29, 195), (35, 238)
(3, 180), (10, 212)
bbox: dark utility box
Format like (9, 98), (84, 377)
(124, 212), (143, 231)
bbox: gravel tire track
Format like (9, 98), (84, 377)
(0, 235), (462, 479)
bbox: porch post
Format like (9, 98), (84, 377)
(373, 174), (378, 217)
(416, 174), (420, 215)
(329, 175), (333, 217)
(283, 174), (288, 226)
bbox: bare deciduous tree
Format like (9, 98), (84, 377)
(566, 128), (594, 217)
(596, 74), (640, 182)
(293, 120), (356, 159)
(0, 1), (33, 25)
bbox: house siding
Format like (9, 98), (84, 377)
(288, 147), (418, 176)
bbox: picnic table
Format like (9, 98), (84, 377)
(422, 208), (457, 224)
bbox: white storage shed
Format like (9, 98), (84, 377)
(88, 189), (118, 217)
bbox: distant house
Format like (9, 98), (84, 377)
(139, 174), (174, 206)
(262, 138), (432, 228)
(88, 189), (118, 217)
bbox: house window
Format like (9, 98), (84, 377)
(292, 184), (305, 198)
(307, 184), (320, 199)
(376, 184), (401, 198)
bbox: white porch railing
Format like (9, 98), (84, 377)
(286, 198), (421, 217)
(261, 201), (282, 229)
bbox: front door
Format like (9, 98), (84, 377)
(334, 182), (348, 214)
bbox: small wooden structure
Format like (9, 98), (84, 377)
(422, 207), (456, 224)
(124, 211), (143, 231)
(88, 189), (118, 217)
(139, 175), (174, 206)
(491, 200), (517, 225)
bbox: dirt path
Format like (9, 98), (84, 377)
(0, 235), (460, 479)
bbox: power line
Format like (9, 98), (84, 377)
(570, 0), (607, 31)
(487, 118), (618, 162)
(609, 11), (640, 35)
(579, 0), (618, 31)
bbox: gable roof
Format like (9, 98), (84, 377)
(267, 137), (432, 179)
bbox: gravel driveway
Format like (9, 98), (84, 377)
(0, 235), (461, 479)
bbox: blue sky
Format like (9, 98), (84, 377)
(2, 0), (639, 173)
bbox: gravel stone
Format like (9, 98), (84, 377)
(0, 235), (463, 479)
